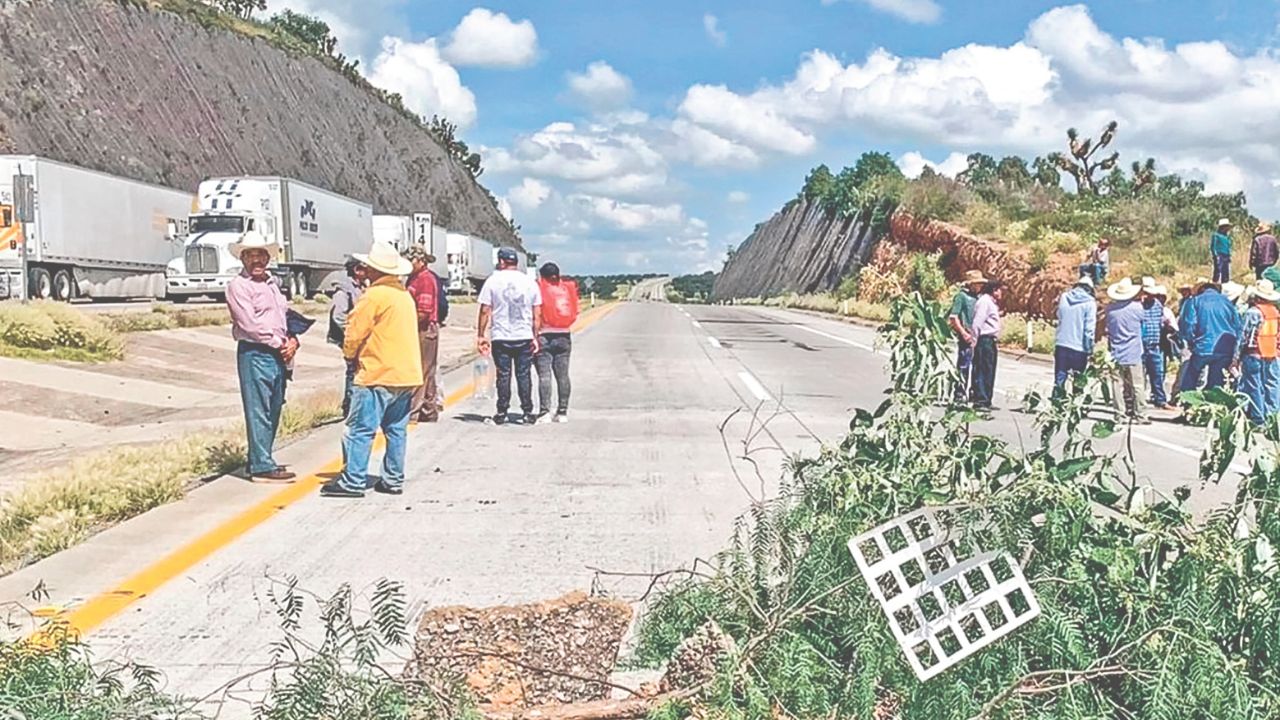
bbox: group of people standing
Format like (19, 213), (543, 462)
(945, 216), (1280, 426)
(223, 231), (579, 499)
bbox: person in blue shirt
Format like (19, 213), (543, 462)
(1178, 278), (1241, 397)
(1053, 276), (1096, 399)
(1211, 218), (1233, 283)
(1106, 278), (1149, 423)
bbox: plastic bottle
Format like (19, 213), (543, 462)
(472, 355), (494, 400)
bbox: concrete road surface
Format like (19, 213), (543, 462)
(7, 302), (1245, 711)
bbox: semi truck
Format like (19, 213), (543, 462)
(0, 156), (194, 301)
(372, 212), (448, 278)
(445, 231), (497, 294)
(166, 177), (372, 301)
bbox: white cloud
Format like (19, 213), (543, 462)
(571, 195), (684, 231)
(442, 8), (539, 68)
(496, 196), (513, 221)
(853, 0), (942, 24)
(679, 84), (817, 155)
(669, 120), (760, 168)
(274, 0), (407, 63)
(508, 178), (553, 210)
(727, 190), (750, 203)
(897, 151), (969, 178)
(367, 37), (477, 128)
(566, 61), (634, 112)
(484, 121), (668, 196)
(703, 14), (727, 47)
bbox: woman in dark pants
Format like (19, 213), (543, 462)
(969, 281), (1005, 414)
(534, 262), (579, 423)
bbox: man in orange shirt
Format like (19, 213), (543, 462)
(535, 262), (579, 423)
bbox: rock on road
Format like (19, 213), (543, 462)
(4, 301), (1242, 711)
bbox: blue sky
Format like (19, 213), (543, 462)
(279, 0), (1280, 274)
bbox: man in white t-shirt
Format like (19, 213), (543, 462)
(477, 248), (543, 424)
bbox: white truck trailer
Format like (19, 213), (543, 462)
(373, 212), (447, 278)
(445, 231), (497, 294)
(166, 177), (372, 301)
(0, 156), (194, 301)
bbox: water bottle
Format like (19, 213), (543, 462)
(472, 355), (494, 400)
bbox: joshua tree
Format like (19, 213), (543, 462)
(1051, 120), (1120, 194)
(1131, 157), (1157, 194)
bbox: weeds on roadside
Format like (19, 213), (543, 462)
(0, 301), (122, 362)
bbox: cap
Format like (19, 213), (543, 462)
(540, 262), (561, 279)
(497, 247), (519, 263)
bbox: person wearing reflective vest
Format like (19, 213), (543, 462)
(1234, 279), (1280, 424)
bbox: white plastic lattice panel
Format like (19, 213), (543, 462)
(847, 505), (1040, 681)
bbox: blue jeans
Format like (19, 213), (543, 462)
(237, 343), (287, 475)
(972, 336), (998, 409)
(1142, 348), (1167, 406)
(953, 341), (974, 404)
(1179, 352), (1233, 394)
(1238, 356), (1280, 425)
(1213, 254), (1231, 283)
(493, 339), (535, 415)
(1053, 346), (1089, 396)
(338, 385), (414, 492)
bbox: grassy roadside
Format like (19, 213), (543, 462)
(0, 389), (342, 574)
(732, 292), (1058, 355)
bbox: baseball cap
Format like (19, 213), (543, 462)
(497, 247), (519, 263)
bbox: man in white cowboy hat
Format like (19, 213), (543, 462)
(1234, 279), (1280, 424)
(1250, 222), (1278, 280)
(1105, 277), (1149, 423)
(1211, 218), (1233, 283)
(225, 231), (298, 483)
(1138, 279), (1177, 410)
(946, 269), (987, 406)
(1053, 274), (1096, 398)
(321, 241), (422, 498)
(1178, 276), (1240, 395)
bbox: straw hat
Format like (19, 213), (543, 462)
(402, 244), (437, 264)
(1218, 218), (1233, 228)
(354, 240), (413, 276)
(1251, 279), (1280, 302)
(1194, 276), (1220, 292)
(1257, 222), (1274, 234)
(227, 231), (280, 261)
(1106, 277), (1142, 301)
(1223, 281), (1246, 302)
(1140, 277), (1166, 297)
(959, 269), (988, 287)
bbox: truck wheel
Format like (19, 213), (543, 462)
(52, 269), (74, 302)
(170, 295), (190, 304)
(28, 268), (52, 300)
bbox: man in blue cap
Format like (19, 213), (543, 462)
(477, 247), (542, 424)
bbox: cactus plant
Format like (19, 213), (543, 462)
(1051, 120), (1120, 194)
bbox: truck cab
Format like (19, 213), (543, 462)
(166, 179), (280, 302)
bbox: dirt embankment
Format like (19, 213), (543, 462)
(886, 214), (1079, 320)
(712, 198), (878, 301)
(0, 0), (517, 246)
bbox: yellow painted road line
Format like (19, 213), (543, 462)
(38, 301), (620, 641)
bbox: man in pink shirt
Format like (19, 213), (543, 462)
(969, 281), (1004, 415)
(225, 232), (298, 483)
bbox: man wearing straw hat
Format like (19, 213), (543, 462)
(403, 245), (441, 423)
(1234, 280), (1280, 424)
(1178, 277), (1240, 395)
(1139, 279), (1176, 410)
(1053, 274), (1096, 399)
(1105, 278), (1149, 423)
(1211, 218), (1233, 283)
(1250, 223), (1278, 281)
(946, 269), (987, 406)
(321, 241), (422, 498)
(225, 231), (298, 483)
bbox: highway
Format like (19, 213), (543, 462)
(0, 301), (1244, 712)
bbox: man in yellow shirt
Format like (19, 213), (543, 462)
(321, 241), (423, 498)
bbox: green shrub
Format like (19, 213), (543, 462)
(906, 252), (948, 300)
(835, 272), (860, 300)
(0, 301), (123, 361)
(959, 201), (1004, 235)
(101, 312), (178, 333)
(999, 312), (1056, 354)
(900, 173), (972, 221)
(1029, 241), (1051, 271)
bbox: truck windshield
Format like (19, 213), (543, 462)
(189, 216), (245, 234)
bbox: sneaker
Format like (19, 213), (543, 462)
(534, 411), (552, 425)
(554, 412), (569, 424)
(521, 414), (538, 426)
(492, 413), (509, 426)
(320, 481), (365, 498)
(373, 482), (404, 496)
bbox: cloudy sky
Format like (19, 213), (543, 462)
(277, 0), (1280, 275)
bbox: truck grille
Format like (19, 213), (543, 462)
(185, 246), (219, 274)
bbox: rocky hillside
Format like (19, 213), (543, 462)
(711, 198), (878, 301)
(0, 0), (517, 247)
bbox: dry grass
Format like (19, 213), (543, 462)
(0, 389), (343, 572)
(0, 301), (123, 362)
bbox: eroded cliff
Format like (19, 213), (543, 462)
(0, 0), (516, 246)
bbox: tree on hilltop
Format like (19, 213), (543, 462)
(1050, 120), (1120, 194)
(268, 10), (339, 55)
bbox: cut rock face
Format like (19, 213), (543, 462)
(410, 591), (633, 708)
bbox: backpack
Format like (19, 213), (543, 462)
(433, 271), (450, 324)
(540, 279), (579, 328)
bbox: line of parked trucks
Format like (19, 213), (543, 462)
(0, 155), (531, 303)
